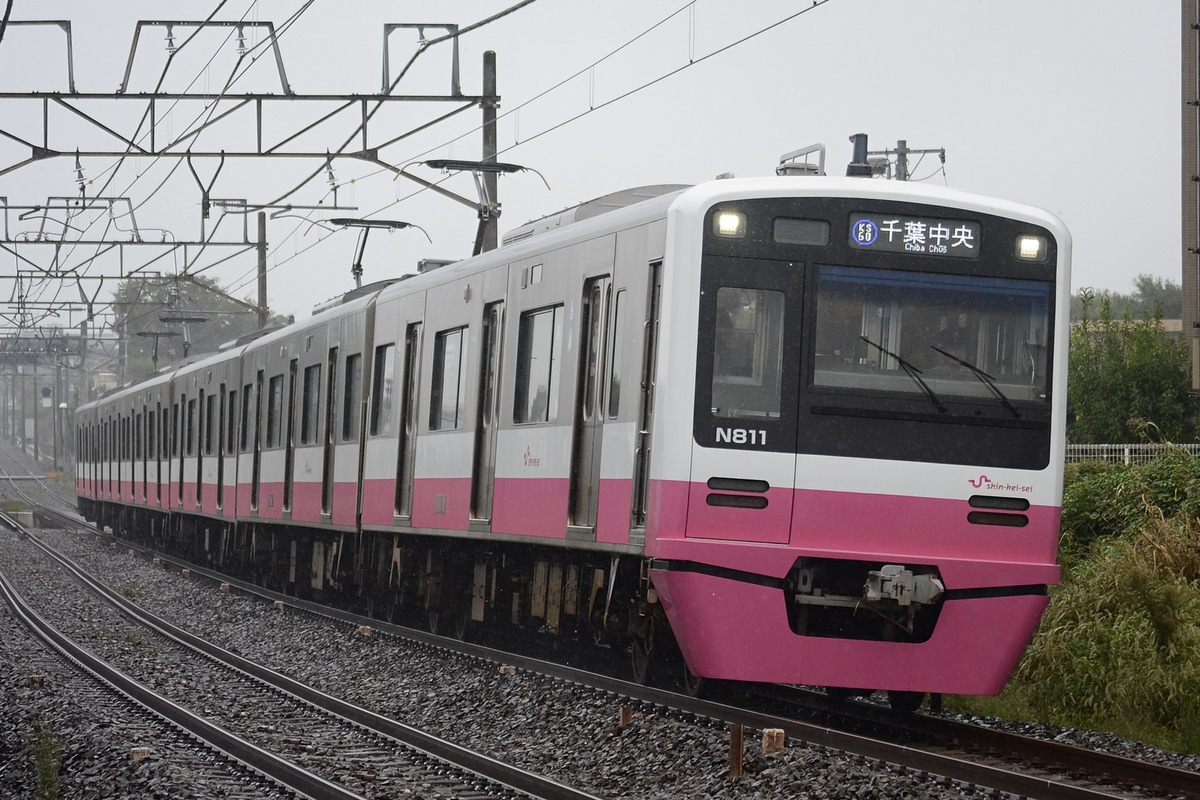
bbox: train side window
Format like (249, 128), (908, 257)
(430, 326), (467, 431)
(226, 388), (238, 454)
(162, 409), (170, 462)
(342, 352), (363, 441)
(205, 393), (217, 455)
(266, 375), (283, 448)
(147, 410), (156, 459)
(514, 304), (564, 424)
(240, 382), (254, 452)
(711, 287), (785, 419)
(369, 343), (395, 436)
(608, 291), (625, 419)
(300, 364), (321, 445)
(186, 398), (197, 456)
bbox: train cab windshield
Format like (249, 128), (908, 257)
(810, 265), (1051, 407)
(697, 198), (1059, 470)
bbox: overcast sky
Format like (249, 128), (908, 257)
(0, 1), (1180, 325)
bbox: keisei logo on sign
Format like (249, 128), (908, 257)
(851, 218), (879, 246)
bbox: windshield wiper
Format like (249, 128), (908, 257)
(859, 336), (946, 412)
(930, 345), (1021, 419)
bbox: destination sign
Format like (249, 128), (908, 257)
(848, 213), (980, 259)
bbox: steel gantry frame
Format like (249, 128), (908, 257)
(0, 15), (504, 338)
(0, 12), (509, 439)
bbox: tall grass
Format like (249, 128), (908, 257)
(30, 714), (61, 800)
(952, 450), (1200, 754)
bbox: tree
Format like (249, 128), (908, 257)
(1067, 290), (1195, 444)
(112, 275), (283, 380)
(1069, 273), (1182, 322)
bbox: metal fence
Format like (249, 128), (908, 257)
(1065, 443), (1200, 465)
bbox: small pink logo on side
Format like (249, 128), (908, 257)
(968, 475), (990, 488)
(523, 445), (541, 467)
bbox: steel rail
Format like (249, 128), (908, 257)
(0, 514), (363, 800)
(116, 533), (1190, 800)
(8, 513), (602, 800)
(23, 496), (1199, 800)
(80, 528), (1139, 800)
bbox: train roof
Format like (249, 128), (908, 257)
(501, 184), (690, 246)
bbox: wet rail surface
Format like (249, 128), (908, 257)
(0, 509), (600, 800)
(2, 438), (1197, 800)
(18, 516), (1200, 799)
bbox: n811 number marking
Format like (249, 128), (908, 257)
(715, 427), (767, 446)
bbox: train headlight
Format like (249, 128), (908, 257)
(1016, 234), (1048, 262)
(714, 210), (746, 238)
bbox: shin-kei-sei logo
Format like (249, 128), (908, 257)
(969, 474), (1033, 493)
(522, 445), (541, 467)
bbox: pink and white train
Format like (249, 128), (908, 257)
(76, 156), (1070, 708)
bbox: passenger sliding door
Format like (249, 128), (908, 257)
(631, 262), (662, 528)
(569, 276), (612, 531)
(394, 322), (422, 518)
(471, 301), (503, 522)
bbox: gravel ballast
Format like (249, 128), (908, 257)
(1, 523), (1196, 799)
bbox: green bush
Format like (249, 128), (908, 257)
(1059, 449), (1200, 555)
(1067, 293), (1195, 444)
(970, 454), (1200, 754)
(1014, 519), (1200, 735)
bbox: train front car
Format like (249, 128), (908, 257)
(647, 178), (1069, 700)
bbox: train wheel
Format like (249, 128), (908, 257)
(887, 690), (925, 713)
(428, 607), (441, 635)
(452, 608), (468, 641)
(682, 663), (705, 697)
(630, 638), (651, 684)
(386, 592), (402, 624)
(629, 616), (655, 684)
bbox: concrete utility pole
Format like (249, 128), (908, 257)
(1182, 1), (1200, 385)
(481, 50), (499, 254)
(257, 212), (269, 330)
(866, 139), (946, 181)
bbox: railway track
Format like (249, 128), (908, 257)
(0, 508), (601, 800)
(10, 502), (1196, 800)
(0, 570), (297, 798)
(2, 433), (1196, 800)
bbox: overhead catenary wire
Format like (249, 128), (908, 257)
(48, 1), (322, 335)
(236, 0), (838, 298)
(13, 1), (838, 326)
(31, 0), (244, 328)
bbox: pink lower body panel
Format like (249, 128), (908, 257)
(360, 478), (396, 526)
(330, 481), (358, 527)
(491, 477), (568, 538)
(411, 477), (472, 530)
(289, 481), (323, 523)
(650, 567), (1048, 694)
